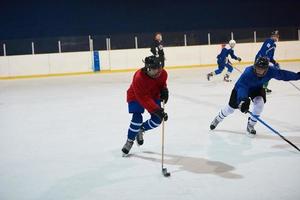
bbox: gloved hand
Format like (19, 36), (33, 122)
(153, 108), (168, 122)
(274, 62), (280, 69)
(238, 98), (251, 113)
(237, 57), (242, 62)
(160, 87), (169, 104)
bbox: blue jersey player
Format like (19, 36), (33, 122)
(255, 30), (280, 93)
(209, 57), (300, 137)
(207, 40), (242, 82)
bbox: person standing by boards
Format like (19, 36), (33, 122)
(151, 32), (165, 68)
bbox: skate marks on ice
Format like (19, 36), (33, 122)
(172, 93), (220, 108)
(131, 151), (242, 179)
(207, 132), (299, 168)
(213, 128), (300, 152)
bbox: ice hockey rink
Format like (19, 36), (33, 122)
(1, 62), (300, 200)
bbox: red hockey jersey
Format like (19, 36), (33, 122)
(127, 69), (168, 113)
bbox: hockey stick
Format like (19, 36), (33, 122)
(248, 111), (300, 152)
(233, 65), (242, 73)
(288, 81), (300, 92)
(161, 101), (171, 177)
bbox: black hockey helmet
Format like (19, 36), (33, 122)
(143, 55), (162, 69)
(271, 30), (279, 37)
(254, 57), (269, 77)
(142, 56), (162, 78)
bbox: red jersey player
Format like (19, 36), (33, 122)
(122, 56), (169, 156)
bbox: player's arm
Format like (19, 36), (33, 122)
(230, 50), (241, 62)
(132, 77), (160, 113)
(150, 41), (158, 57)
(160, 71), (169, 103)
(272, 68), (300, 81)
(267, 47), (279, 67)
(236, 73), (251, 113)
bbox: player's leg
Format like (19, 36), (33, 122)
(141, 100), (162, 131)
(210, 89), (238, 130)
(122, 101), (144, 155)
(207, 61), (224, 80)
(247, 88), (266, 136)
(224, 63), (233, 82)
(136, 100), (163, 145)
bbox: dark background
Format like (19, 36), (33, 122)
(1, 0), (300, 39)
(0, 0), (299, 55)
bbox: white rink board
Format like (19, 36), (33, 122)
(0, 62), (300, 200)
(0, 41), (300, 77)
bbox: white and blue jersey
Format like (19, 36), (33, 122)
(255, 38), (276, 64)
(217, 45), (238, 64)
(234, 66), (300, 103)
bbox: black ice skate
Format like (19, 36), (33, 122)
(136, 127), (145, 146)
(246, 121), (256, 137)
(122, 139), (134, 156)
(207, 72), (213, 81)
(210, 117), (220, 130)
(224, 74), (231, 82)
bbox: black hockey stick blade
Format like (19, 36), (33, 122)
(162, 168), (171, 177)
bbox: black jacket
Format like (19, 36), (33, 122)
(150, 40), (164, 57)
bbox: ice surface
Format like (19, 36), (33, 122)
(0, 63), (300, 200)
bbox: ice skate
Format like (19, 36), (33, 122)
(246, 122), (256, 138)
(136, 127), (145, 146)
(224, 74), (231, 82)
(265, 88), (272, 93)
(122, 139), (134, 156)
(210, 117), (221, 130)
(207, 72), (213, 81)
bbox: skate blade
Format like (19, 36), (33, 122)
(246, 132), (256, 138)
(122, 153), (130, 157)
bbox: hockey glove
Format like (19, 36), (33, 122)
(274, 62), (280, 69)
(153, 108), (168, 122)
(238, 98), (250, 113)
(160, 87), (169, 104)
(237, 57), (242, 62)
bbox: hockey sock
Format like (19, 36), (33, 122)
(216, 104), (235, 122)
(127, 113), (143, 140)
(249, 96), (264, 126)
(142, 114), (161, 131)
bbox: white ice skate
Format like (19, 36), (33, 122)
(246, 123), (256, 138)
(210, 117), (221, 130)
(122, 139), (134, 157)
(224, 74), (232, 82)
(136, 128), (145, 146)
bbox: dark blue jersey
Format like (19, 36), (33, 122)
(256, 38), (277, 64)
(217, 45), (238, 63)
(234, 66), (300, 103)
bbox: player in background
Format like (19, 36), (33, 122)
(209, 57), (300, 137)
(151, 32), (165, 67)
(255, 30), (280, 93)
(122, 56), (169, 156)
(207, 40), (242, 82)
